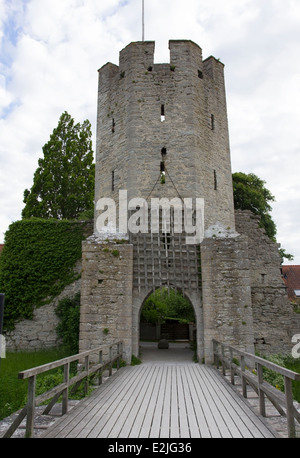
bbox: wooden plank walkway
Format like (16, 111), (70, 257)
(42, 363), (276, 438)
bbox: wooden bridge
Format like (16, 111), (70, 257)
(42, 360), (275, 438)
(3, 340), (300, 439)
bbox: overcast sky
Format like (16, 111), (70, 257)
(0, 0), (299, 264)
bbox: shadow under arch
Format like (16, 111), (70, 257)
(132, 284), (204, 363)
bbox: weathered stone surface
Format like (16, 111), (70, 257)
(235, 210), (300, 355)
(79, 238), (133, 363)
(5, 261), (82, 351)
(94, 40), (235, 233)
(201, 233), (254, 363)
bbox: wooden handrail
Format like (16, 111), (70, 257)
(2, 341), (123, 438)
(212, 339), (300, 438)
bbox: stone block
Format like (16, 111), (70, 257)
(158, 339), (169, 349)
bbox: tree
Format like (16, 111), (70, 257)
(232, 172), (293, 261)
(141, 288), (195, 325)
(22, 111), (95, 220)
(232, 172), (276, 240)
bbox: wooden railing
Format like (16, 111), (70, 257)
(213, 340), (300, 438)
(3, 341), (123, 438)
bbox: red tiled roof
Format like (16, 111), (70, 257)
(281, 265), (300, 299)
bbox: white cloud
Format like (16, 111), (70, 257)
(0, 0), (300, 264)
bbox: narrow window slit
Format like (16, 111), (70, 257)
(112, 171), (115, 191)
(214, 170), (217, 190)
(211, 114), (215, 130)
(160, 147), (166, 184)
(112, 118), (115, 133)
(160, 162), (165, 184)
(161, 104), (165, 122)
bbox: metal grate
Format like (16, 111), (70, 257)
(129, 209), (200, 293)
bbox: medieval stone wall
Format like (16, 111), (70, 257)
(79, 236), (133, 362)
(4, 210), (299, 358)
(235, 210), (299, 355)
(201, 232), (254, 363)
(5, 261), (82, 351)
(3, 220), (94, 351)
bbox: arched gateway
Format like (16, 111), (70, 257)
(79, 40), (261, 364)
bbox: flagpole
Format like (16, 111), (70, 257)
(142, 0), (145, 42)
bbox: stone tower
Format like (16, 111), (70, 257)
(94, 40), (235, 232)
(79, 40), (256, 364)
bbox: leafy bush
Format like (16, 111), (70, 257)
(141, 288), (195, 325)
(55, 293), (80, 354)
(0, 219), (89, 330)
(262, 354), (300, 402)
(262, 354), (286, 392)
(131, 355), (142, 366)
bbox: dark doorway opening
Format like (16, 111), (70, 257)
(139, 288), (196, 362)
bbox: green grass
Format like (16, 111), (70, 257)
(0, 347), (70, 420)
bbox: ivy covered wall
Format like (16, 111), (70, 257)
(0, 218), (93, 331)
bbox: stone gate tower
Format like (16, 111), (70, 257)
(94, 40), (235, 230)
(79, 40), (256, 363)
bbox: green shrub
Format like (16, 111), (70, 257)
(262, 354), (300, 402)
(131, 355), (142, 366)
(55, 293), (80, 354)
(263, 354), (286, 392)
(0, 219), (88, 330)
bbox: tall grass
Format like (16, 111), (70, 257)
(0, 348), (70, 420)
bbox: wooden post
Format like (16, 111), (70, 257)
(213, 341), (219, 369)
(221, 344), (226, 376)
(257, 363), (266, 417)
(117, 343), (120, 370)
(284, 376), (296, 438)
(241, 354), (247, 398)
(62, 362), (69, 415)
(99, 350), (103, 385)
(109, 346), (113, 376)
(26, 375), (36, 438)
(84, 355), (89, 395)
(229, 348), (234, 385)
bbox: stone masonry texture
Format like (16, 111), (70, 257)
(79, 238), (133, 362)
(94, 40), (235, 232)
